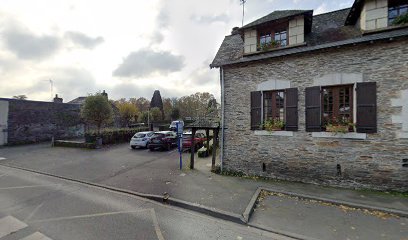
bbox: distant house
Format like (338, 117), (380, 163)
(211, 0), (408, 191)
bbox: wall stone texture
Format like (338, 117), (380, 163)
(4, 99), (84, 145)
(222, 39), (408, 192)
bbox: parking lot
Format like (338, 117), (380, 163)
(0, 143), (255, 214)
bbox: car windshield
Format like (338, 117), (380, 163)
(147, 133), (153, 137)
(134, 133), (146, 138)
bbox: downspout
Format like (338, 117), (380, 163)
(220, 67), (225, 172)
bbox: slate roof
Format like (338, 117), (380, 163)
(210, 8), (408, 68)
(184, 118), (220, 129)
(242, 10), (312, 29)
(68, 97), (87, 105)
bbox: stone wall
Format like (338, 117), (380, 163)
(3, 99), (84, 145)
(222, 38), (408, 192)
(361, 0), (388, 30)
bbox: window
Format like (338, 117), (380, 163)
(263, 90), (285, 122)
(388, 3), (408, 25)
(259, 31), (272, 45)
(305, 82), (377, 133)
(250, 88), (298, 131)
(274, 30), (287, 47)
(322, 85), (353, 131)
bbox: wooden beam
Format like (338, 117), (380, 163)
(190, 128), (196, 169)
(206, 129), (210, 156)
(212, 128), (219, 171)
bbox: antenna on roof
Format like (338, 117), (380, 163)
(240, 0), (247, 27)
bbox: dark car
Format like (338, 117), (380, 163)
(148, 131), (177, 151)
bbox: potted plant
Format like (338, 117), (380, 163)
(262, 119), (285, 131)
(325, 116), (355, 133)
(258, 40), (281, 51)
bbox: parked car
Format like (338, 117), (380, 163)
(182, 132), (207, 151)
(169, 120), (184, 131)
(148, 131), (177, 151)
(129, 131), (154, 149)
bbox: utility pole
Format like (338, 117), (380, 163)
(240, 0), (247, 27)
(43, 79), (54, 100)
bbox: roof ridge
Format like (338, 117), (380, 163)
(313, 7), (351, 17)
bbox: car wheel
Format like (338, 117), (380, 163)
(149, 146), (155, 151)
(166, 143), (171, 151)
(131, 146), (136, 149)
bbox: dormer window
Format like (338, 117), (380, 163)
(259, 31), (272, 45)
(389, 3), (408, 25)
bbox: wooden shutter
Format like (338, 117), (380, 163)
(356, 82), (377, 133)
(250, 91), (262, 130)
(305, 86), (322, 132)
(285, 88), (298, 131)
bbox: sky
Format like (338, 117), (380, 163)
(0, 0), (354, 102)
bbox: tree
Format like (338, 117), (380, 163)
(138, 111), (150, 123)
(115, 101), (139, 127)
(150, 90), (164, 120)
(134, 97), (150, 112)
(170, 107), (180, 120)
(176, 92), (214, 119)
(81, 93), (113, 134)
(163, 98), (173, 121)
(13, 95), (27, 100)
(150, 107), (162, 122)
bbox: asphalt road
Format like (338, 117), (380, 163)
(0, 165), (286, 240)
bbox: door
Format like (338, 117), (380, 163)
(0, 100), (9, 146)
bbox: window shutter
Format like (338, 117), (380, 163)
(285, 88), (298, 131)
(356, 82), (377, 133)
(305, 86), (321, 132)
(250, 91), (262, 130)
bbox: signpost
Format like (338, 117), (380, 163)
(175, 121), (184, 170)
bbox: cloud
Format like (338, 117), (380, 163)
(113, 49), (185, 78)
(190, 13), (230, 24)
(2, 25), (61, 60)
(65, 31), (104, 49)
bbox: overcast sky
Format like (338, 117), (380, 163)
(0, 0), (354, 102)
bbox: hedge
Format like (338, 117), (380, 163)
(85, 127), (149, 145)
(54, 140), (96, 149)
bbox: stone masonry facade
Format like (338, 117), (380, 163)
(4, 99), (84, 145)
(222, 39), (408, 192)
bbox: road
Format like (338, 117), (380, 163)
(0, 165), (287, 240)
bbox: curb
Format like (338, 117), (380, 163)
(245, 187), (408, 221)
(0, 164), (244, 224)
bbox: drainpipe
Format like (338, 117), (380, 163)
(220, 67), (225, 172)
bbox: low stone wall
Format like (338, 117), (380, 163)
(3, 99), (84, 145)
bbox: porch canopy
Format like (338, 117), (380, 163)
(184, 118), (220, 170)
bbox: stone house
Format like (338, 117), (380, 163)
(211, 0), (408, 191)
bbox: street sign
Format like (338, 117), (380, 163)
(176, 121), (183, 169)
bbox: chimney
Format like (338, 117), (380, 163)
(231, 27), (240, 35)
(53, 94), (63, 103)
(101, 90), (108, 99)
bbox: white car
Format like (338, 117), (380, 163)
(130, 131), (154, 149)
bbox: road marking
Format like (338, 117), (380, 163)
(29, 209), (152, 223)
(0, 216), (28, 238)
(150, 209), (165, 240)
(20, 232), (53, 240)
(24, 202), (44, 222)
(0, 184), (59, 190)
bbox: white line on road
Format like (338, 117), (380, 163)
(0, 216), (28, 238)
(24, 202), (44, 222)
(20, 231), (53, 240)
(150, 208), (165, 240)
(0, 184), (60, 190)
(28, 208), (152, 223)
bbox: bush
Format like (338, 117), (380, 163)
(85, 127), (149, 145)
(393, 12), (408, 25)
